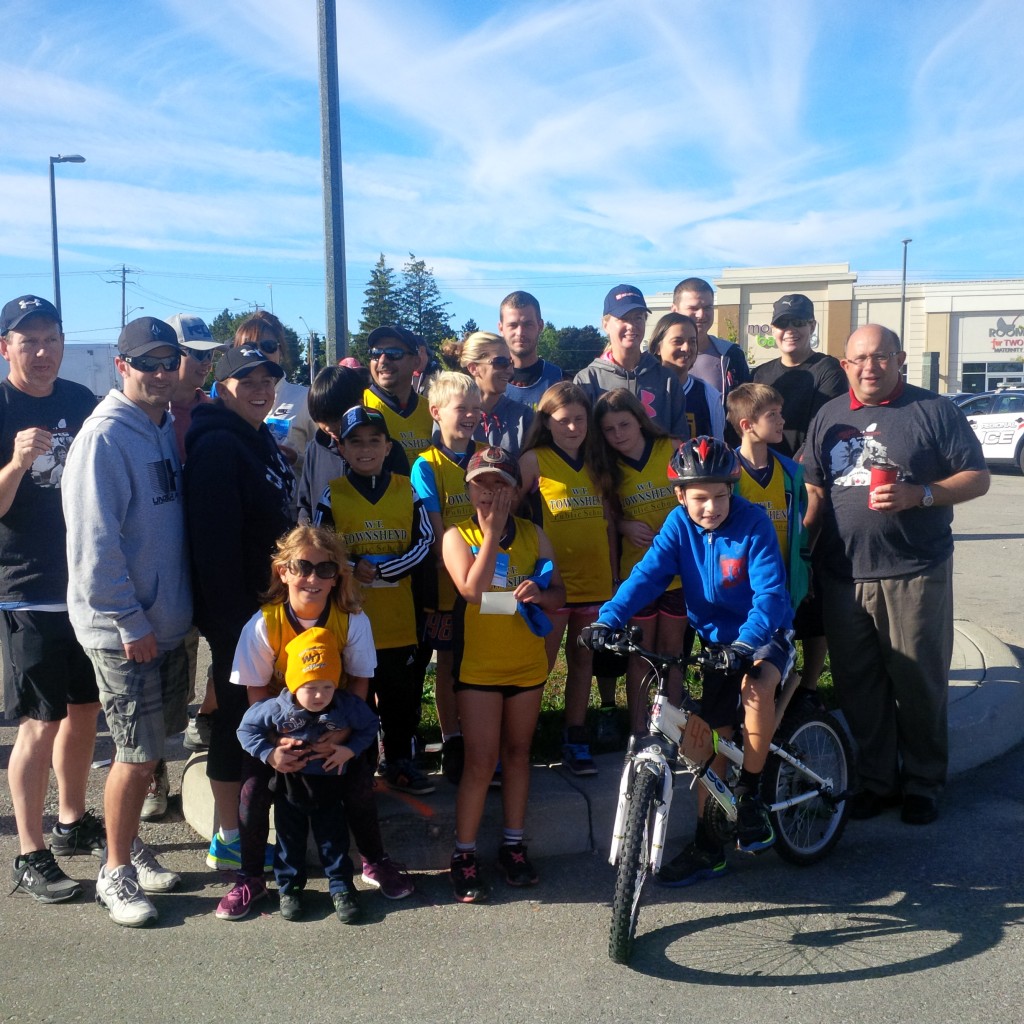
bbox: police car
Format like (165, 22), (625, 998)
(958, 386), (1024, 473)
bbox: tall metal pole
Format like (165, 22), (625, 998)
(899, 238), (912, 344)
(49, 154), (86, 321)
(318, 0), (347, 362)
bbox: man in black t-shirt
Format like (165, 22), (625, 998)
(753, 295), (847, 704)
(802, 324), (989, 827)
(1, 295), (102, 904)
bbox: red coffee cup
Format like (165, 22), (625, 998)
(868, 462), (899, 509)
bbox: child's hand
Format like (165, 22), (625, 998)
(620, 520), (655, 549)
(268, 738), (309, 773)
(478, 486), (512, 536)
(513, 579), (541, 604)
(321, 745), (355, 774)
(353, 558), (377, 584)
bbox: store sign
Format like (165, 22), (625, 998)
(989, 316), (1024, 352)
(959, 312), (1024, 355)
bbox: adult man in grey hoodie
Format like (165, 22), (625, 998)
(62, 317), (193, 927)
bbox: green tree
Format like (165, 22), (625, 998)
(208, 307), (303, 383)
(397, 253), (452, 349)
(460, 318), (479, 339)
(554, 325), (604, 377)
(537, 320), (561, 364)
(352, 254), (401, 362)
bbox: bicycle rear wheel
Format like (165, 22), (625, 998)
(609, 764), (662, 964)
(762, 713), (850, 865)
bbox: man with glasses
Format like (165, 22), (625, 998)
(363, 325), (434, 459)
(62, 316), (192, 926)
(1, 295), (103, 906)
(802, 324), (989, 827)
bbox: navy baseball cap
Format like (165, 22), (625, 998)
(1, 295), (61, 334)
(603, 284), (650, 319)
(339, 405), (390, 440)
(118, 316), (180, 357)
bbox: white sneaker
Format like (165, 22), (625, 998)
(95, 864), (158, 927)
(140, 760), (169, 821)
(130, 837), (181, 893)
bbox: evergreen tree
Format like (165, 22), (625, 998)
(397, 253), (452, 349)
(554, 324), (605, 377)
(351, 254), (400, 362)
(460, 318), (479, 339)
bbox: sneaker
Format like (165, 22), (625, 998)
(10, 849), (82, 903)
(360, 856), (414, 899)
(95, 864), (157, 927)
(736, 793), (776, 853)
(183, 714), (212, 752)
(278, 888), (305, 922)
(206, 833), (241, 871)
(50, 810), (106, 859)
(656, 841), (728, 887)
(594, 707), (623, 746)
(441, 736), (465, 786)
(497, 843), (538, 887)
(332, 889), (364, 924)
(384, 758), (436, 796)
(562, 742), (597, 776)
(141, 759), (169, 821)
(215, 875), (267, 920)
(450, 851), (489, 904)
(130, 837), (180, 893)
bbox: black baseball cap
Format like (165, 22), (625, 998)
(118, 316), (180, 357)
(771, 294), (815, 325)
(1, 295), (61, 334)
(366, 325), (417, 353)
(214, 345), (285, 382)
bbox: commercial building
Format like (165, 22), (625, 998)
(647, 263), (1024, 394)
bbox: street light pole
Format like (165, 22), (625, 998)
(899, 238), (912, 345)
(49, 154), (86, 320)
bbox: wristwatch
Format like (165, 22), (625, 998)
(919, 485), (934, 508)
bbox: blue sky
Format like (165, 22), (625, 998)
(2, 0), (1023, 347)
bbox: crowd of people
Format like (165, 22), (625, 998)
(1, 277), (989, 927)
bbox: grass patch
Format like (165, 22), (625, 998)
(417, 639), (835, 764)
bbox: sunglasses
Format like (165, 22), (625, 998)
(181, 346), (214, 363)
(369, 346), (412, 362)
(480, 356), (513, 369)
(775, 319), (811, 330)
(258, 340), (280, 355)
(285, 559), (340, 580)
(123, 352), (182, 373)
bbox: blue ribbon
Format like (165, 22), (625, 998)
(517, 558), (555, 637)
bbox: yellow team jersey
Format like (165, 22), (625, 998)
(415, 445), (475, 611)
(452, 516), (548, 688)
(329, 474), (416, 650)
(735, 456), (789, 559)
(363, 388), (433, 460)
(616, 436), (682, 590)
(262, 601), (351, 696)
(535, 446), (612, 604)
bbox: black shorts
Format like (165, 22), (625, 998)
(1, 609), (98, 722)
(453, 679), (546, 698)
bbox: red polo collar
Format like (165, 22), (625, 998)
(849, 377), (905, 410)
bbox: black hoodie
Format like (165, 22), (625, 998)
(183, 401), (295, 646)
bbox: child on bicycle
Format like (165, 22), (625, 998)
(583, 436), (794, 886)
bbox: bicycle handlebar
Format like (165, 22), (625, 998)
(579, 625), (725, 673)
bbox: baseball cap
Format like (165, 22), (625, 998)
(339, 405), (389, 440)
(0, 295), (61, 334)
(214, 345), (285, 382)
(603, 284), (651, 319)
(118, 316), (180, 357)
(771, 294), (815, 325)
(366, 325), (416, 353)
(465, 446), (521, 488)
(284, 627), (342, 693)
(166, 313), (221, 350)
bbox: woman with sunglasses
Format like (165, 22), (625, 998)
(460, 332), (534, 456)
(182, 345), (296, 905)
(234, 310), (315, 513)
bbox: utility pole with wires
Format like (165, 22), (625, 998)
(105, 264), (143, 327)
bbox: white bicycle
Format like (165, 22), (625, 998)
(596, 629), (852, 965)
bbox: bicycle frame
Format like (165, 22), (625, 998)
(608, 647), (842, 875)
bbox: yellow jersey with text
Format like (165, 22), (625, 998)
(261, 601), (351, 696)
(735, 456), (789, 560)
(363, 388), (433, 460)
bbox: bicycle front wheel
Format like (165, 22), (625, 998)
(609, 764), (661, 964)
(762, 713), (851, 866)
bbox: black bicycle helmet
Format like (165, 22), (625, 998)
(667, 436), (741, 485)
